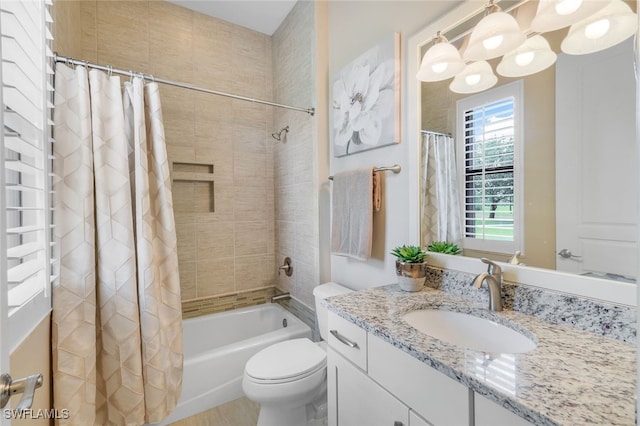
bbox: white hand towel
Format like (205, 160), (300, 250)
(331, 167), (376, 260)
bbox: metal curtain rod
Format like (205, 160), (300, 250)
(328, 164), (401, 180)
(54, 54), (316, 116)
(421, 130), (452, 137)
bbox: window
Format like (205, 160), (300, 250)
(456, 81), (523, 255)
(1, 0), (54, 351)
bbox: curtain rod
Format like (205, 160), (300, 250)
(54, 54), (315, 116)
(421, 130), (452, 137)
(328, 164), (401, 180)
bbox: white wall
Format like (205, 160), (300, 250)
(327, 1), (455, 290)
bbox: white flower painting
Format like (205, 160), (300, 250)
(332, 33), (400, 157)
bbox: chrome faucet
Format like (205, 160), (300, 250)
(472, 258), (503, 311)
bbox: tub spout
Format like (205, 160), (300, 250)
(271, 292), (291, 303)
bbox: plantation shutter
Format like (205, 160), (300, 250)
(1, 0), (54, 350)
(457, 81), (523, 254)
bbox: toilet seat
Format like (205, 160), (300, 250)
(245, 338), (326, 384)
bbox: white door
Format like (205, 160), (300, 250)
(0, 0), (53, 422)
(556, 38), (637, 279)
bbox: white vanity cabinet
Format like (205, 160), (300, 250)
(327, 347), (410, 426)
(475, 393), (534, 426)
(327, 311), (534, 426)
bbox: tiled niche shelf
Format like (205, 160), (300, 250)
(171, 161), (215, 213)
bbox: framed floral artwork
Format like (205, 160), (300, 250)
(332, 32), (401, 157)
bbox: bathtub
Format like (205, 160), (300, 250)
(158, 303), (312, 425)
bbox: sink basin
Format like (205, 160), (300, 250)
(402, 310), (537, 354)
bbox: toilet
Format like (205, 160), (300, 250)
(242, 282), (353, 426)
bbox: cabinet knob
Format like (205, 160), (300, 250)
(393, 422), (404, 426)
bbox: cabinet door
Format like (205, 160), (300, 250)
(328, 348), (409, 426)
(474, 393), (534, 426)
(368, 334), (471, 426)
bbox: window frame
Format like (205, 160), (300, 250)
(456, 80), (524, 256)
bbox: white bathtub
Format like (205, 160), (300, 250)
(158, 303), (312, 425)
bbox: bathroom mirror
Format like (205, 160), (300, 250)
(413, 0), (637, 282)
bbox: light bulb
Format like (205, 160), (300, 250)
(515, 51), (535, 66)
(555, 0), (583, 16)
(584, 18), (610, 39)
(431, 62), (448, 74)
(483, 34), (504, 50)
(465, 74), (481, 86)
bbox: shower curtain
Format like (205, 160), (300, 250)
(420, 132), (463, 247)
(52, 64), (183, 425)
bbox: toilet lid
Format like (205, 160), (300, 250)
(245, 338), (326, 382)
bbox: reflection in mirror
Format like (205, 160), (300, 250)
(418, 0), (637, 282)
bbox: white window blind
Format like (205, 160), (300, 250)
(456, 81), (523, 255)
(1, 0), (54, 351)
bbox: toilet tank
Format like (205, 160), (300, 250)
(313, 282), (353, 341)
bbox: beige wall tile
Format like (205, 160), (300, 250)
(234, 185), (274, 222)
(197, 258), (235, 296)
(173, 181), (195, 214)
(294, 259), (315, 307)
(233, 152), (268, 186)
(232, 123), (267, 155)
(161, 85), (195, 149)
(196, 221), (234, 259)
(176, 222), (196, 263)
(235, 254), (276, 291)
(192, 13), (234, 88)
(148, 1), (194, 81)
(80, 0), (98, 62)
(179, 261), (197, 300)
(95, 1), (150, 71)
(52, 0), (83, 58)
(235, 221), (269, 256)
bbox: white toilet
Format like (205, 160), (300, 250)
(242, 282), (352, 426)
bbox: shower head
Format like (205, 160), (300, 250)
(271, 126), (289, 141)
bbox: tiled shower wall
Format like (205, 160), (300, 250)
(272, 1), (319, 308)
(52, 0), (277, 302)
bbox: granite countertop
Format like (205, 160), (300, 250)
(323, 284), (636, 426)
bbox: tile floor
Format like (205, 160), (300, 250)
(169, 397), (259, 426)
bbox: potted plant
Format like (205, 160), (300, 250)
(390, 245), (429, 292)
(427, 241), (463, 255)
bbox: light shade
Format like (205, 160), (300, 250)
(497, 35), (557, 77)
(463, 8), (526, 61)
(561, 0), (637, 55)
(417, 35), (466, 82)
(449, 61), (498, 94)
(530, 0), (609, 32)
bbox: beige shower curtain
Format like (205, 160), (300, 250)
(420, 132), (463, 247)
(52, 64), (183, 425)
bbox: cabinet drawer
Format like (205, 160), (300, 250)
(327, 311), (368, 371)
(368, 334), (471, 426)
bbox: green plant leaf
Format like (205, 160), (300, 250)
(426, 241), (462, 255)
(390, 245), (428, 263)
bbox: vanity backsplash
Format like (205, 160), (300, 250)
(424, 266), (636, 344)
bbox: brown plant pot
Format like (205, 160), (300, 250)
(395, 260), (427, 292)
